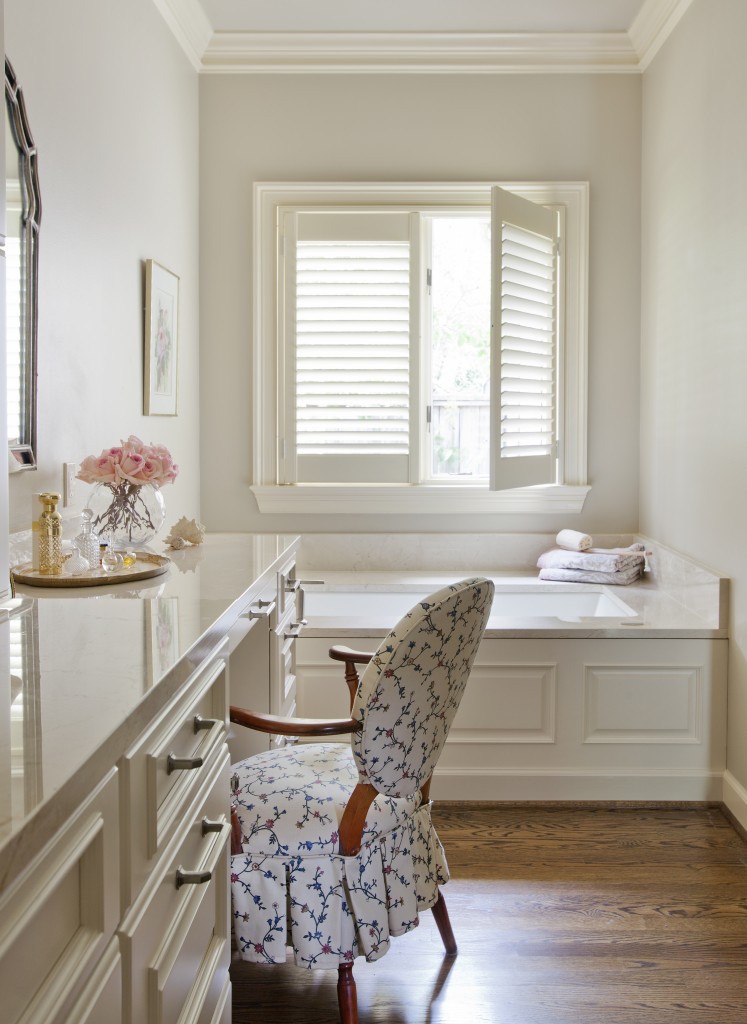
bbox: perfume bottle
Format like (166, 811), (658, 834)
(75, 508), (100, 570)
(65, 544), (90, 576)
(101, 531), (124, 573)
(38, 492), (64, 575)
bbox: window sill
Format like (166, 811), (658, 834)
(251, 484), (591, 516)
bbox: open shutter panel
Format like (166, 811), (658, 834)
(490, 186), (559, 491)
(288, 211), (412, 484)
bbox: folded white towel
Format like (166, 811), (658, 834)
(538, 564), (644, 586)
(555, 529), (592, 552)
(537, 548), (645, 574)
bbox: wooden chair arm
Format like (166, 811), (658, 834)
(328, 645), (374, 665)
(328, 645), (374, 712)
(230, 705), (360, 737)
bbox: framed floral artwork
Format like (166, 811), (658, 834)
(144, 259), (179, 415)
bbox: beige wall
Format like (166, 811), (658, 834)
(640, 0), (747, 796)
(199, 72), (642, 535)
(4, 0), (200, 534)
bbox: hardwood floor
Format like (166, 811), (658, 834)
(230, 805), (747, 1023)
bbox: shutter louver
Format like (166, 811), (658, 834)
(295, 240), (410, 456)
(491, 187), (559, 490)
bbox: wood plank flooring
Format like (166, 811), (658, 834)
(230, 805), (747, 1023)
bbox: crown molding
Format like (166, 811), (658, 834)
(200, 30), (640, 74)
(153, 0), (696, 75)
(629, 0), (695, 69)
(151, 0), (212, 71)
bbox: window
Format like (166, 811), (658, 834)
(253, 182), (589, 515)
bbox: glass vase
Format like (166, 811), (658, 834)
(87, 481), (165, 548)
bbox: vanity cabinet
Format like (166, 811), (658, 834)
(0, 534), (301, 1024)
(118, 640), (231, 1024)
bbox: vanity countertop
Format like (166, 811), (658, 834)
(0, 532), (300, 888)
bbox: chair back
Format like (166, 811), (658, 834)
(351, 577), (494, 798)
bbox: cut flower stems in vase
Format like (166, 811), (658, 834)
(77, 435), (178, 548)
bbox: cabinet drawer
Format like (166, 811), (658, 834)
(122, 649), (228, 906)
(61, 940), (122, 1024)
(0, 769), (120, 1024)
(123, 750), (231, 1024)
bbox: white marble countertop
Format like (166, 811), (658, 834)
(0, 533), (300, 888)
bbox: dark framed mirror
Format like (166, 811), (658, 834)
(5, 57), (40, 470)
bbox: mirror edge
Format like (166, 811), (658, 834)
(5, 56), (40, 472)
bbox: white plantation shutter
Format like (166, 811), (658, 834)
(285, 212), (413, 483)
(490, 186), (559, 490)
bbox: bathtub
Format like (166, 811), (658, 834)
(300, 581), (639, 628)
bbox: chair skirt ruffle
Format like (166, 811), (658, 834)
(231, 747), (449, 969)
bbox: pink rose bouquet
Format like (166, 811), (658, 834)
(77, 435), (178, 488)
(77, 435), (178, 544)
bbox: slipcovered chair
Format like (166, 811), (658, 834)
(229, 576), (494, 1024)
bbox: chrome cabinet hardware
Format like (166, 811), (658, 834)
(245, 600), (276, 619)
(284, 621), (307, 640)
(201, 817), (225, 835)
(193, 714), (220, 732)
(297, 581), (324, 620)
(175, 867), (212, 889)
(285, 579), (301, 593)
(166, 753), (204, 774)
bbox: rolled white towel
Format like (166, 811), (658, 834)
(555, 529), (592, 552)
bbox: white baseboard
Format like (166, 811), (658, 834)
(722, 770), (747, 830)
(431, 768), (724, 803)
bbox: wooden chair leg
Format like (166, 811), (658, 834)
(337, 962), (359, 1024)
(431, 889), (458, 956)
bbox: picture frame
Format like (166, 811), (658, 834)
(144, 259), (179, 415)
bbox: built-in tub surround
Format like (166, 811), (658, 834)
(295, 534), (729, 806)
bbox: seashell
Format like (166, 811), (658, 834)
(164, 516), (206, 549)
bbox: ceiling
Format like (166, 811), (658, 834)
(153, 0), (694, 73)
(199, 0), (647, 35)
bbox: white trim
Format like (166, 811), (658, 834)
(251, 483), (590, 516)
(254, 180), (588, 515)
(430, 766), (724, 802)
(154, 1), (693, 75)
(629, 0), (696, 70)
(722, 770), (747, 834)
(201, 30), (640, 74)
(150, 0), (213, 71)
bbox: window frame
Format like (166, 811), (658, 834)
(252, 181), (590, 515)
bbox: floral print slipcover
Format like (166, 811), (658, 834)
(231, 577), (494, 969)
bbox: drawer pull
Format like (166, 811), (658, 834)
(284, 621), (307, 640)
(193, 714), (220, 732)
(167, 754), (204, 774)
(201, 817), (224, 835)
(246, 601), (276, 619)
(175, 867), (212, 889)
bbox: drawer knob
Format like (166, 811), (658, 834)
(175, 868), (212, 889)
(201, 817), (224, 835)
(167, 754), (204, 774)
(193, 714), (220, 732)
